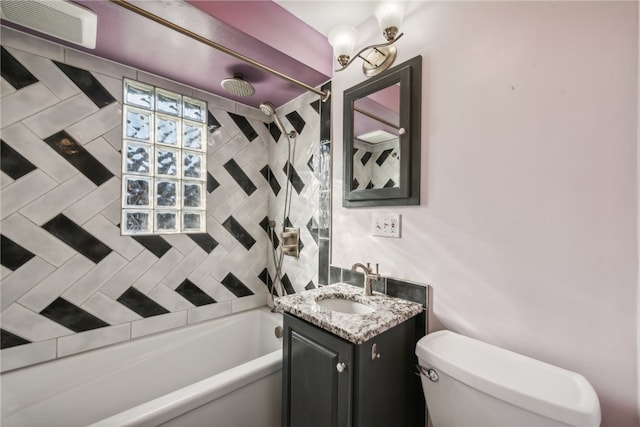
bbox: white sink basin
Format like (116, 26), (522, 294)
(315, 298), (375, 315)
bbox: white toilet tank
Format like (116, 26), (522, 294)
(416, 330), (601, 427)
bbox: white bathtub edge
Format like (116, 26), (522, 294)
(88, 349), (282, 427)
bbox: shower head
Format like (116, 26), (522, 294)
(221, 73), (255, 97)
(259, 102), (290, 136)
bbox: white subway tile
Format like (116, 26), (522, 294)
(133, 248), (184, 294)
(131, 311), (187, 339)
(1, 170), (58, 218)
(100, 251), (159, 299)
(57, 323), (131, 358)
(84, 137), (122, 177)
(160, 234), (197, 256)
(0, 27), (65, 62)
(0, 123), (77, 183)
(6, 46), (79, 99)
(19, 254), (95, 312)
(19, 173), (96, 225)
(93, 72), (123, 104)
(148, 283), (193, 312)
(64, 48), (136, 80)
(65, 102), (121, 145)
(162, 250), (208, 289)
(1, 77), (17, 97)
(62, 252), (129, 305)
(0, 339), (57, 373)
(1, 214), (75, 267)
(187, 300), (232, 324)
(82, 214), (144, 261)
(1, 171), (14, 189)
(1, 257), (56, 310)
(1, 303), (72, 342)
(188, 245), (230, 284)
(0, 83), (59, 128)
(22, 93), (98, 139)
(136, 71), (193, 96)
(82, 292), (141, 324)
(232, 293), (267, 313)
(63, 176), (120, 225)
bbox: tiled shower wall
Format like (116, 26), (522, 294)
(0, 27), (324, 371)
(265, 83), (331, 296)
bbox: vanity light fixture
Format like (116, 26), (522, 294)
(328, 0), (405, 77)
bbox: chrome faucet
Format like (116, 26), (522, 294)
(351, 262), (380, 296)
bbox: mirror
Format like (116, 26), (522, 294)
(343, 56), (421, 207)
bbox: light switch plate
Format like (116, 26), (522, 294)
(372, 213), (401, 238)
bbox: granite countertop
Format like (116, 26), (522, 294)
(274, 283), (423, 344)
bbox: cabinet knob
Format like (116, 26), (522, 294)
(336, 362), (347, 373)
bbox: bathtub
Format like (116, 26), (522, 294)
(1, 307), (283, 427)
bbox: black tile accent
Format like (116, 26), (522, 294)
(267, 122), (282, 142)
(175, 279), (216, 306)
(132, 235), (172, 258)
(207, 172), (220, 193)
(223, 216), (256, 250)
(1, 235), (35, 271)
(282, 161), (305, 195)
(260, 165), (281, 196)
(366, 181), (374, 190)
(40, 298), (109, 332)
(228, 112), (258, 141)
(306, 155), (315, 172)
(285, 110), (306, 134)
(360, 151), (372, 166)
(260, 217), (279, 250)
(117, 287), (169, 317)
(281, 274), (296, 295)
(306, 217), (319, 244)
(352, 178), (360, 189)
(376, 148), (394, 166)
(208, 110), (221, 130)
(319, 238), (329, 286)
(224, 159), (257, 196)
(53, 61), (115, 108)
(329, 265), (342, 284)
(342, 268), (364, 288)
(1, 329), (31, 349)
(384, 179), (396, 188)
(1, 47), (38, 90)
(43, 131), (114, 186)
(42, 215), (111, 263)
(188, 233), (218, 254)
(1, 140), (36, 179)
(221, 273), (254, 297)
(386, 277), (427, 307)
(305, 281), (316, 291)
(259, 268), (273, 293)
(310, 99), (320, 114)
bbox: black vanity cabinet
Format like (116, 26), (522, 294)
(281, 313), (423, 427)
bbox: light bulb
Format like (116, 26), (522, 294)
(328, 25), (358, 66)
(373, 0), (404, 41)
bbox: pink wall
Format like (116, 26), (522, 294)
(330, 2), (639, 426)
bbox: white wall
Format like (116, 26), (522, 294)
(331, 2), (638, 426)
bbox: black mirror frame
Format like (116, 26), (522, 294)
(343, 55), (421, 207)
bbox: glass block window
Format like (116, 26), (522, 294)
(121, 79), (207, 235)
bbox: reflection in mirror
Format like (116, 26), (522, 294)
(351, 83), (401, 191)
(343, 55), (421, 207)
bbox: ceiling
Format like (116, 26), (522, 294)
(1, 0), (378, 109)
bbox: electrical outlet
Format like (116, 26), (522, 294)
(372, 213), (401, 238)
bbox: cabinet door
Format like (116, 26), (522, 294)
(282, 314), (353, 427)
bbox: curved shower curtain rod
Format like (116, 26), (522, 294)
(109, 0), (330, 102)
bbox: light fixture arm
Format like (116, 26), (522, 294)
(334, 33), (404, 72)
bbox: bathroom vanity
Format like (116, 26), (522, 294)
(276, 284), (424, 427)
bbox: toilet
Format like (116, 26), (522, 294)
(415, 330), (601, 427)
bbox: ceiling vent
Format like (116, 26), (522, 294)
(1, 0), (97, 49)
